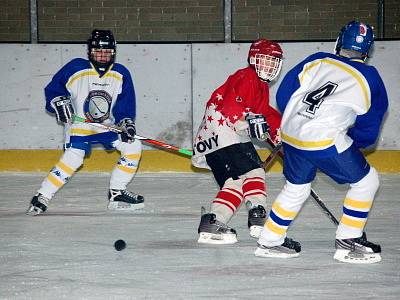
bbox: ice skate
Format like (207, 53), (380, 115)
(254, 237), (301, 258)
(248, 205), (267, 238)
(197, 212), (238, 244)
(26, 193), (50, 216)
(108, 189), (144, 211)
(334, 232), (381, 264)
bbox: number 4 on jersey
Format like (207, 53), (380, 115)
(302, 81), (338, 114)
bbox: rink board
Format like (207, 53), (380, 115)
(1, 149), (400, 173)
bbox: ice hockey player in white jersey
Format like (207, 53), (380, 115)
(255, 21), (388, 263)
(27, 29), (144, 215)
(192, 39), (283, 244)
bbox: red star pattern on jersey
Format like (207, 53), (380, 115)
(204, 66), (281, 140)
(192, 66), (282, 168)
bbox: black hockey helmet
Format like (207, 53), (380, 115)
(87, 29), (116, 71)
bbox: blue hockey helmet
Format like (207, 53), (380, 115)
(335, 21), (374, 60)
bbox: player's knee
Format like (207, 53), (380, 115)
(223, 177), (243, 190)
(243, 168), (265, 180)
(62, 147), (85, 168)
(118, 139), (142, 156)
(284, 180), (311, 199)
(352, 167), (379, 193)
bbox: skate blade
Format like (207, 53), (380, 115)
(249, 225), (263, 238)
(333, 249), (382, 264)
(254, 246), (300, 258)
(107, 201), (144, 211)
(197, 232), (238, 245)
(26, 206), (43, 216)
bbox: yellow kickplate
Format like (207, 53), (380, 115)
(0, 149), (399, 173)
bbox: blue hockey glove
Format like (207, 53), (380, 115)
(50, 96), (74, 123)
(118, 118), (136, 143)
(246, 114), (270, 141)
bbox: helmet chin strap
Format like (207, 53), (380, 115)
(90, 57), (114, 75)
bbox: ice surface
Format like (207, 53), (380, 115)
(0, 172), (399, 299)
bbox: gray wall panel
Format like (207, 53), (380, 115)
(0, 41), (398, 150)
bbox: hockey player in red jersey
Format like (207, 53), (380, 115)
(192, 39), (283, 244)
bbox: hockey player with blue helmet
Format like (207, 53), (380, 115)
(335, 20), (374, 61)
(255, 21), (388, 264)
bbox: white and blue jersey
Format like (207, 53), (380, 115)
(277, 52), (388, 184)
(45, 58), (137, 152)
(277, 52), (388, 157)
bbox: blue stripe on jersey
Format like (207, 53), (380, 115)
(269, 210), (292, 226)
(343, 207), (369, 218)
(277, 52), (388, 150)
(44, 58), (137, 123)
(45, 58), (91, 113)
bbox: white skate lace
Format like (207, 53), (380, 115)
(37, 194), (50, 206)
(122, 190), (138, 199)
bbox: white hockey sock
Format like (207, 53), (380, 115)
(110, 139), (142, 190)
(336, 167), (379, 239)
(258, 181), (311, 247)
(211, 177), (244, 224)
(37, 148), (85, 199)
(241, 168), (267, 209)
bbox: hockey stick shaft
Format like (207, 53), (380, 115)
(261, 142), (282, 170)
(72, 115), (193, 156)
(71, 115), (281, 168)
(265, 138), (339, 226)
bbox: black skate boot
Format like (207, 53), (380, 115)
(248, 205), (267, 238)
(108, 189), (144, 211)
(334, 232), (381, 264)
(197, 213), (237, 244)
(255, 237), (301, 258)
(26, 193), (50, 216)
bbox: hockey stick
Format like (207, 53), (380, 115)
(261, 142), (282, 170)
(72, 115), (193, 156)
(265, 138), (339, 226)
(71, 115), (281, 169)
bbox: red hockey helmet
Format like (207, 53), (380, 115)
(248, 39), (283, 82)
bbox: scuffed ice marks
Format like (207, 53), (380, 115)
(157, 121), (192, 148)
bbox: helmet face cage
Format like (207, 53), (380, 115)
(335, 21), (374, 60)
(88, 30), (116, 69)
(249, 54), (282, 82)
(248, 39), (283, 82)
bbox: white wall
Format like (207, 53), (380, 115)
(0, 41), (398, 150)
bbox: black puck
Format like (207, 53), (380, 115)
(114, 239), (126, 251)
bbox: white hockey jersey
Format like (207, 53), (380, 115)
(44, 58), (137, 148)
(276, 52), (388, 157)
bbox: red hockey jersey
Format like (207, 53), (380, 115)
(192, 66), (281, 169)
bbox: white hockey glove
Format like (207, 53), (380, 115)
(118, 118), (136, 143)
(246, 114), (270, 141)
(50, 96), (74, 123)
